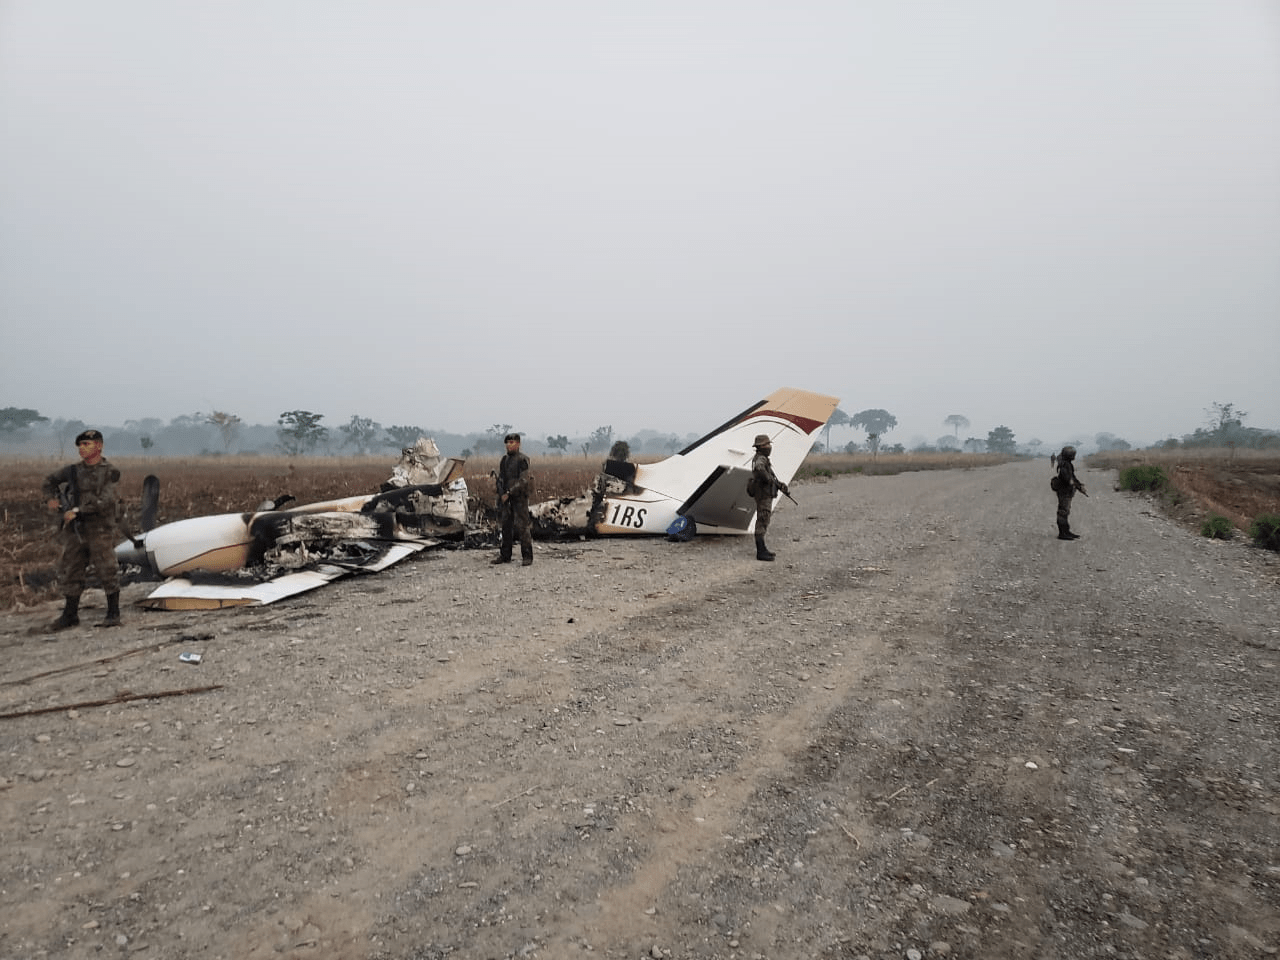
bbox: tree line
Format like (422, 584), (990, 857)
(815, 402), (1277, 457)
(0, 407), (695, 459)
(2, 401), (1273, 459)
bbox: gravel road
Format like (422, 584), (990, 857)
(2, 458), (1277, 960)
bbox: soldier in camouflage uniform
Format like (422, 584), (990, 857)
(1053, 445), (1086, 540)
(492, 432), (534, 566)
(41, 429), (126, 630)
(750, 433), (789, 561)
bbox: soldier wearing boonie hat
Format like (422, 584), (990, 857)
(40, 428), (126, 630)
(749, 433), (788, 561)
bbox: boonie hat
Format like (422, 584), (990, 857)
(753, 434), (772, 448)
(76, 429), (103, 444)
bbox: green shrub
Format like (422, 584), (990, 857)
(1249, 514), (1280, 551)
(1200, 515), (1233, 540)
(1118, 464), (1169, 492)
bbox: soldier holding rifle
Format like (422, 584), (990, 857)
(749, 433), (790, 562)
(41, 429), (125, 630)
(491, 432), (534, 566)
(1052, 444), (1088, 540)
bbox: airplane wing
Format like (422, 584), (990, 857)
(137, 541), (431, 610)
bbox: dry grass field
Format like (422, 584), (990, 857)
(1087, 448), (1280, 535)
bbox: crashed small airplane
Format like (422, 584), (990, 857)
(112, 388), (837, 609)
(530, 386), (839, 538)
(115, 439), (468, 610)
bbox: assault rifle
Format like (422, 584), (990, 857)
(56, 477), (82, 541)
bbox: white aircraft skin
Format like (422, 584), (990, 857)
(531, 387), (840, 538)
(113, 492), (433, 578)
(113, 450), (468, 609)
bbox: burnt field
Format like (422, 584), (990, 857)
(0, 455), (600, 612)
(3, 450), (1277, 613)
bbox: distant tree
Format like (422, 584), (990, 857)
(206, 411), (242, 451)
(986, 425), (1017, 454)
(277, 410), (328, 455)
(1027, 438), (1044, 455)
(665, 436), (683, 453)
(474, 424), (513, 455)
(850, 409), (897, 458)
(586, 425), (613, 455)
(546, 434), (570, 455)
(52, 418), (87, 457)
(124, 417), (164, 433)
(140, 435), (154, 451)
(1206, 401), (1247, 436)
(944, 414), (970, 440)
(339, 414), (381, 454)
(963, 437), (985, 454)
(385, 425), (425, 449)
(842, 441), (860, 454)
(0, 407), (48, 437)
(1095, 432), (1131, 452)
(823, 407), (851, 452)
(937, 435), (959, 452)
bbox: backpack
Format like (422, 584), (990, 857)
(665, 516), (696, 542)
(1049, 475), (1062, 492)
(745, 478), (758, 498)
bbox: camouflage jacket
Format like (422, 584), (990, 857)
(42, 459), (122, 528)
(497, 451), (532, 503)
(751, 451), (780, 500)
(1055, 458), (1081, 495)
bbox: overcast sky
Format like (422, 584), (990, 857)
(2, 1), (1277, 449)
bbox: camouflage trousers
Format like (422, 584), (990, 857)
(55, 525), (120, 596)
(499, 502), (533, 561)
(1056, 491), (1075, 527)
(754, 498), (774, 536)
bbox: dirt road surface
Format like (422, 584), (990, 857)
(3, 459), (1277, 960)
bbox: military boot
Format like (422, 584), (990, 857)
(1057, 523), (1075, 541)
(47, 595), (80, 633)
(97, 591), (122, 627)
(755, 535), (775, 561)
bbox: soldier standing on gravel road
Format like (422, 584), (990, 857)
(41, 429), (126, 631)
(492, 432), (534, 566)
(1052, 444), (1087, 540)
(749, 433), (789, 562)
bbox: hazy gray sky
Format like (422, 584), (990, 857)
(3, 1), (1278, 449)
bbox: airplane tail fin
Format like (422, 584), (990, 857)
(633, 387), (838, 526)
(679, 387), (838, 459)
